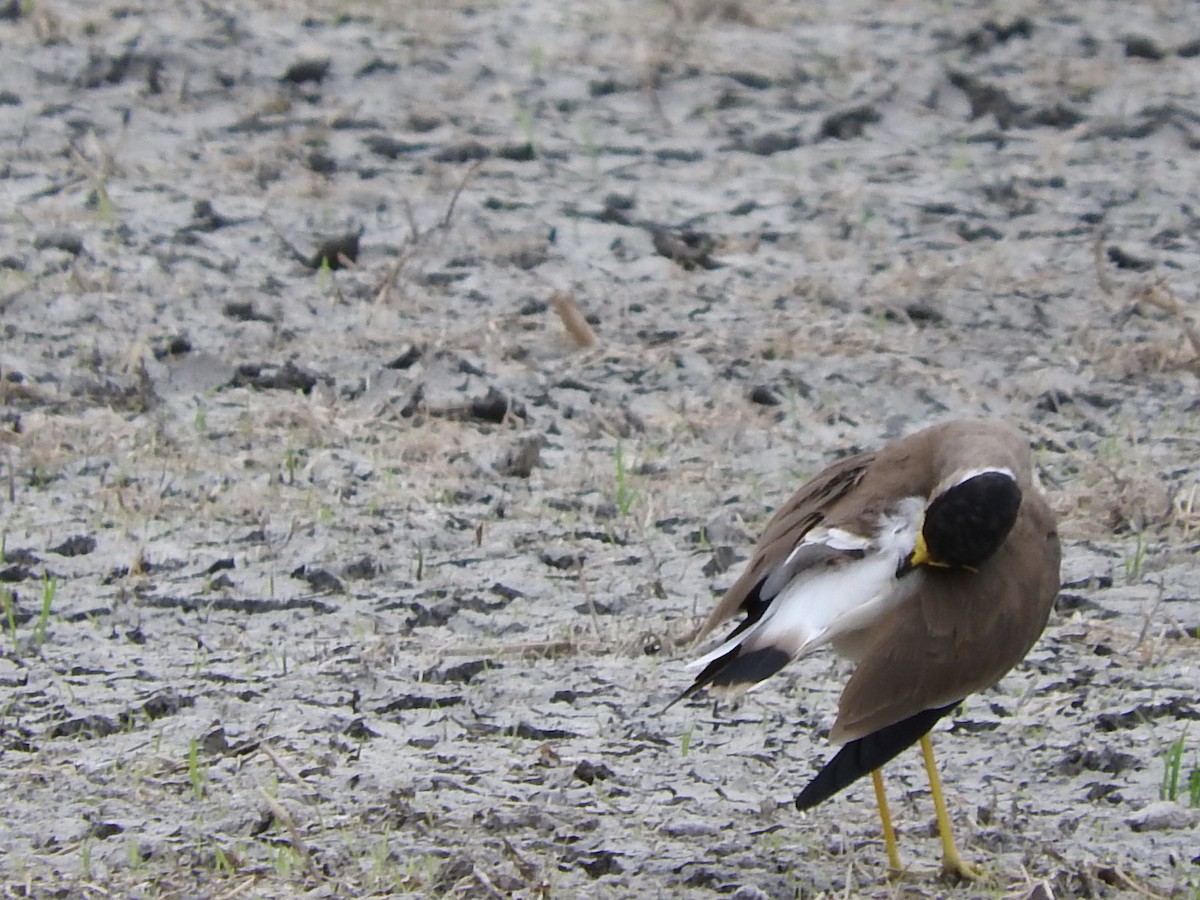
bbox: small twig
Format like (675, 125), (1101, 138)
(264, 217), (312, 268)
(402, 198), (421, 242)
(1093, 230), (1115, 296)
(576, 558), (603, 641)
(476, 638), (585, 660)
(1107, 864), (1170, 899)
(324, 101), (363, 130)
(257, 788), (320, 880)
(1130, 581), (1164, 651)
(68, 142), (110, 182)
(470, 866), (506, 899)
(257, 741), (304, 786)
(502, 837), (540, 882)
(214, 875), (261, 900)
(373, 245), (412, 307)
(549, 291), (598, 348)
(440, 159), (484, 229)
(1134, 280), (1200, 357)
(840, 857), (856, 900)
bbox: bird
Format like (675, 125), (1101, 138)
(676, 418), (1061, 879)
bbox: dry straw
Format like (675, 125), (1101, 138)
(549, 291), (598, 348)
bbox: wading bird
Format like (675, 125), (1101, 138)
(678, 419), (1060, 878)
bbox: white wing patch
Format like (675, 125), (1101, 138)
(800, 526), (872, 552)
(688, 497), (926, 681)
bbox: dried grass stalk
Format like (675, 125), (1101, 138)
(1134, 281), (1200, 360)
(549, 291), (598, 348)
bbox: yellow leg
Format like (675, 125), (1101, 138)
(919, 733), (983, 881)
(870, 768), (904, 876)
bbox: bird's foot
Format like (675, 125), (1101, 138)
(939, 848), (984, 882)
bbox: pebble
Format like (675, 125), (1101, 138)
(1125, 800), (1200, 832)
(660, 820), (721, 838)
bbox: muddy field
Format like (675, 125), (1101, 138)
(2, 0), (1199, 897)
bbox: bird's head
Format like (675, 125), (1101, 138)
(897, 469), (1022, 577)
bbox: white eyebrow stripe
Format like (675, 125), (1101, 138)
(934, 466), (1016, 497)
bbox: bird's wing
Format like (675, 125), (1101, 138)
(694, 450), (874, 643)
(673, 450), (925, 707)
(830, 492), (1061, 744)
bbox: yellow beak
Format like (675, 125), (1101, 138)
(909, 531), (934, 569)
(902, 530), (978, 575)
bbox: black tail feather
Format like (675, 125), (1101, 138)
(665, 580), (781, 711)
(794, 703), (957, 811)
(665, 644), (792, 711)
(709, 646), (791, 689)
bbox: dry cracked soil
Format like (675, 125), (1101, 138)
(1, 0), (1200, 897)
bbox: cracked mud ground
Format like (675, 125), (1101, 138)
(2, 0), (1199, 897)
